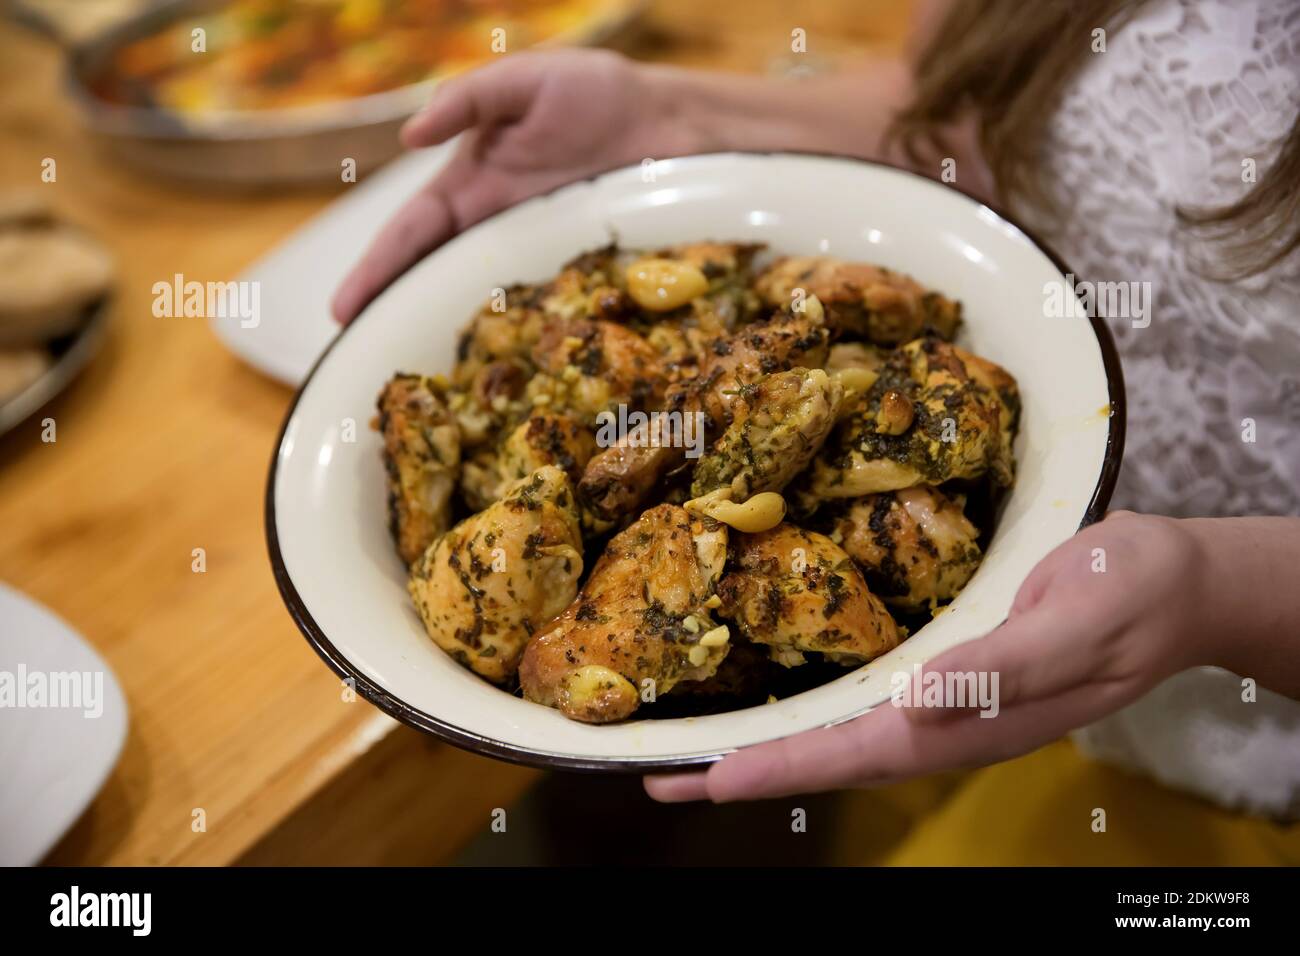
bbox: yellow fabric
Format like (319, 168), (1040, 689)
(830, 740), (1300, 866)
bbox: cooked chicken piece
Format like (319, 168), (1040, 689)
(828, 486), (982, 611)
(638, 244), (767, 379)
(528, 318), (668, 424)
(457, 412), (597, 512)
(717, 523), (904, 666)
(579, 300), (831, 523)
(375, 374), (462, 566)
(459, 446), (503, 513)
(696, 298), (833, 424)
(958, 346), (1021, 465)
(408, 466), (583, 684)
(452, 244), (644, 384)
(498, 412), (596, 486)
(755, 256), (962, 345)
(574, 384), (698, 529)
(691, 367), (843, 500)
(451, 284), (549, 391)
(538, 244), (629, 321)
(543, 241), (764, 328)
(633, 241), (764, 328)
(448, 359), (532, 449)
(807, 337), (1017, 499)
(451, 243), (763, 442)
(519, 504), (730, 723)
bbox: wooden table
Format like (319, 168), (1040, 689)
(0, 1), (908, 866)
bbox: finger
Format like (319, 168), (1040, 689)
(644, 770), (711, 803)
(703, 706), (905, 801)
(331, 136), (489, 323)
(903, 599), (1104, 723)
(331, 185), (457, 323)
(401, 56), (546, 148)
(705, 680), (1117, 802)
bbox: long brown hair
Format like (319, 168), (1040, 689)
(893, 0), (1300, 279)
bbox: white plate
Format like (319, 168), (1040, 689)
(0, 582), (128, 864)
(267, 152), (1124, 772)
(210, 143), (453, 385)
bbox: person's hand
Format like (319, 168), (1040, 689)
(646, 511), (1220, 802)
(332, 49), (721, 323)
(332, 48), (923, 323)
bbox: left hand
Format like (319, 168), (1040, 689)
(645, 510), (1215, 803)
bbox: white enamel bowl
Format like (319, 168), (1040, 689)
(267, 152), (1124, 772)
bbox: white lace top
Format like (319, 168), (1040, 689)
(1009, 0), (1300, 818)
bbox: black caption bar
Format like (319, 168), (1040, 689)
(0, 866), (1285, 941)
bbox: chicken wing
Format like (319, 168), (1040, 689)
(528, 317), (669, 425)
(460, 412), (597, 511)
(717, 523), (903, 666)
(828, 485), (982, 611)
(806, 337), (1017, 499)
(375, 373), (462, 566)
(633, 241), (765, 360)
(519, 504), (730, 723)
(691, 367), (843, 500)
(408, 466), (583, 684)
(452, 244), (639, 388)
(537, 240), (763, 340)
(579, 300), (831, 523)
(451, 284), (549, 391)
(754, 256), (962, 345)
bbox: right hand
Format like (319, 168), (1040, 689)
(331, 49), (714, 323)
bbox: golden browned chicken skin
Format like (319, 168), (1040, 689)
(755, 256), (962, 345)
(717, 523), (904, 667)
(528, 317), (669, 424)
(519, 503), (730, 723)
(379, 242), (1020, 724)
(578, 299), (831, 523)
(691, 367), (843, 500)
(448, 242), (766, 453)
(451, 285), (548, 392)
(828, 485), (982, 611)
(461, 412), (597, 512)
(807, 336), (1017, 499)
(408, 466), (583, 684)
(375, 373), (462, 566)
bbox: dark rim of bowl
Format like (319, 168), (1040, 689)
(264, 151), (1127, 774)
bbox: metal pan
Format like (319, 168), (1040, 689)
(18, 0), (644, 186)
(0, 296), (109, 437)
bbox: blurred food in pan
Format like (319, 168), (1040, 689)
(0, 195), (112, 415)
(90, 0), (635, 115)
(47, 0), (642, 183)
(0, 195), (114, 349)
